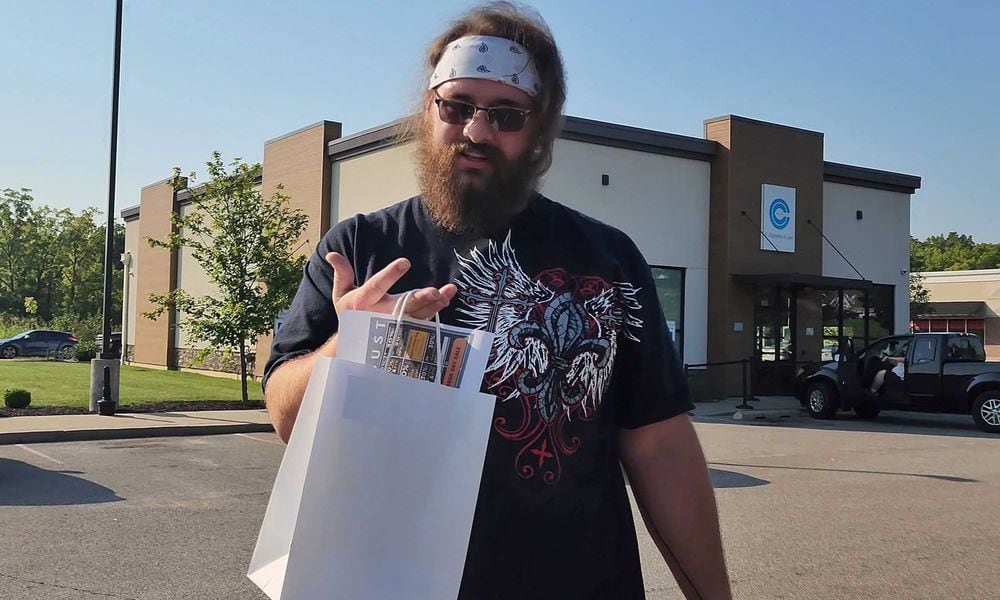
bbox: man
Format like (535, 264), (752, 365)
(870, 340), (909, 395)
(263, 3), (732, 598)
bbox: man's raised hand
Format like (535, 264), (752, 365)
(326, 252), (457, 320)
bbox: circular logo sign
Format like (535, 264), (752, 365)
(769, 198), (790, 230)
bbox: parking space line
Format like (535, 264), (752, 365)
(16, 444), (64, 465)
(234, 433), (283, 446)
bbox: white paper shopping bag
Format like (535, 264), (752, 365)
(248, 314), (496, 600)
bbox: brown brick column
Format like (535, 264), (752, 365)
(254, 121), (343, 381)
(133, 179), (178, 367)
(704, 116), (825, 398)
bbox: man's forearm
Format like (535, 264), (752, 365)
(264, 334), (339, 443)
(621, 416), (732, 599)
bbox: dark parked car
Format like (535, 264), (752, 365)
(0, 330), (78, 360)
(95, 332), (123, 358)
(797, 333), (1000, 433)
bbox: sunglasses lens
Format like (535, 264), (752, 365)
(438, 99), (474, 125)
(492, 109), (526, 132)
(436, 97), (527, 132)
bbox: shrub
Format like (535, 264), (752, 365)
(73, 340), (98, 362)
(3, 388), (31, 409)
(0, 315), (40, 339)
(48, 314), (104, 344)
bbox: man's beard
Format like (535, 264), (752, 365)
(416, 134), (536, 237)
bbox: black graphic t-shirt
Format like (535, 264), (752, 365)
(264, 195), (693, 600)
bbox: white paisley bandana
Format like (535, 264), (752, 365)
(429, 35), (540, 97)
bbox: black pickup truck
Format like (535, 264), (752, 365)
(796, 333), (1000, 433)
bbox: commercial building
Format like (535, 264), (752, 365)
(122, 114), (920, 398)
(914, 269), (1000, 359)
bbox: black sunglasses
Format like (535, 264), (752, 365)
(433, 93), (532, 133)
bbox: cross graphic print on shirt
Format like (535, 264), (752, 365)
(455, 233), (643, 483)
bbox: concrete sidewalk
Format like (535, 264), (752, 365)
(0, 409), (274, 445)
(0, 395), (805, 446)
(690, 395), (804, 420)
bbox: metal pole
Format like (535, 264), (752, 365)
(736, 359), (754, 410)
(100, 0), (124, 359)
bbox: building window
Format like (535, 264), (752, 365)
(912, 318), (986, 342)
(650, 266), (685, 359)
(869, 284), (895, 342)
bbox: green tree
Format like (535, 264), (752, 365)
(0, 188), (35, 315)
(909, 272), (931, 321)
(22, 205), (65, 320)
(911, 233), (1000, 272)
(0, 188), (124, 337)
(144, 153), (308, 402)
(60, 207), (110, 319)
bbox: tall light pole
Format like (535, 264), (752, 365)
(91, 0), (124, 414)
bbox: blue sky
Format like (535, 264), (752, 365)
(2, 0), (997, 241)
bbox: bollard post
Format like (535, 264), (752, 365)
(97, 365), (117, 416)
(736, 359), (754, 410)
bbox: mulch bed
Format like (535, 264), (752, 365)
(0, 400), (265, 418)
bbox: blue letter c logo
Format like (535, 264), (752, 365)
(770, 198), (790, 230)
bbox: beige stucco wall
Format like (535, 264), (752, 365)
(123, 217), (140, 348)
(822, 182), (912, 333)
(541, 139), (711, 364)
(919, 270), (1000, 315)
(332, 143), (420, 222)
(330, 138), (712, 364)
(173, 202), (217, 350)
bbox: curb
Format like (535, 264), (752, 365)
(0, 423), (275, 446)
(732, 408), (803, 421)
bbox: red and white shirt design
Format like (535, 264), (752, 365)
(455, 233), (643, 484)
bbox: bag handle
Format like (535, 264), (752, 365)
(391, 291), (444, 386)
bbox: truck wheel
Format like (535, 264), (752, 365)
(972, 391), (1000, 434)
(806, 381), (839, 419)
(854, 403), (881, 419)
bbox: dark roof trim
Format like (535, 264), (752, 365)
(916, 301), (988, 318)
(733, 273), (876, 290)
(121, 205), (140, 220)
(175, 174), (263, 206)
(824, 161), (921, 194)
(560, 116), (716, 161)
(327, 118), (410, 161)
(327, 115), (718, 162)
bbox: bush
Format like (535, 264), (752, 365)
(49, 314), (105, 344)
(0, 315), (40, 339)
(4, 388), (31, 409)
(74, 340), (98, 362)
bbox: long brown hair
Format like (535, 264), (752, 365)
(403, 2), (567, 186)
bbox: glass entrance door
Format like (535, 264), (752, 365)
(754, 286), (796, 394)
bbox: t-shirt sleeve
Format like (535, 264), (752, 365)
(260, 219), (356, 391)
(612, 235), (694, 429)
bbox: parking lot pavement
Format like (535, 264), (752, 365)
(2, 418), (997, 600)
(0, 434), (282, 600)
(694, 402), (996, 440)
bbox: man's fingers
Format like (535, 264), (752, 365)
(326, 252), (356, 302)
(353, 258), (411, 308)
(404, 284), (458, 319)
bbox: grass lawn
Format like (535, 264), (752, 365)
(0, 359), (263, 409)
